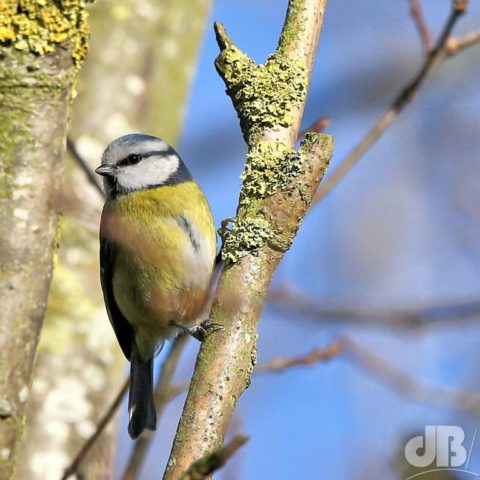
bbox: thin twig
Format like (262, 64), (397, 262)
(60, 378), (130, 480)
(341, 335), (480, 417)
(66, 137), (105, 198)
(446, 30), (480, 55)
(62, 338), (342, 480)
(60, 267), (221, 480)
(121, 335), (189, 480)
(312, 1), (468, 206)
(453, 0), (468, 13)
(409, 0), (432, 51)
(121, 283), (221, 478)
(61, 337), (189, 480)
(256, 342), (341, 372)
(181, 435), (249, 480)
(268, 285), (480, 329)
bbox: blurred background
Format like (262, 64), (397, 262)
(18, 0), (480, 479)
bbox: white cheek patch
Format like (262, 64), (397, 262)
(116, 154), (180, 190)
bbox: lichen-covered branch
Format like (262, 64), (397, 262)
(0, 3), (92, 478)
(0, 0), (91, 66)
(164, 135), (332, 480)
(164, 1), (332, 478)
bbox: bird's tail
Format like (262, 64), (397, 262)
(128, 343), (157, 439)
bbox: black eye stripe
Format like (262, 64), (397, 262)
(118, 154), (141, 167)
(117, 148), (177, 167)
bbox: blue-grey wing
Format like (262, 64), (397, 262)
(100, 234), (133, 360)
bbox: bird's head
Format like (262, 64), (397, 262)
(96, 134), (191, 198)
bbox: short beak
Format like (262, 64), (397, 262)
(95, 164), (115, 177)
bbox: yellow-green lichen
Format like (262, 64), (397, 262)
(222, 216), (273, 264)
(0, 0), (93, 66)
(240, 141), (304, 205)
(278, 0), (306, 55)
(215, 46), (307, 141)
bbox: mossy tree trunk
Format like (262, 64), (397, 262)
(15, 0), (213, 478)
(0, 49), (72, 478)
(0, 2), (92, 478)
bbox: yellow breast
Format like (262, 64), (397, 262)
(105, 181), (217, 339)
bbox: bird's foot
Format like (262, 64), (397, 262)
(170, 319), (224, 342)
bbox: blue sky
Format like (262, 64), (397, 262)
(114, 1), (480, 478)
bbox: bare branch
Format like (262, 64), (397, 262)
(341, 335), (480, 417)
(256, 342), (341, 372)
(453, 0), (468, 13)
(61, 133), (224, 479)
(269, 285), (480, 329)
(312, 1), (468, 206)
(181, 435), (249, 480)
(66, 137), (104, 198)
(60, 379), (130, 480)
(62, 336), (189, 480)
(121, 335), (189, 480)
(408, 0), (433, 51)
(446, 30), (480, 55)
(64, 338), (342, 480)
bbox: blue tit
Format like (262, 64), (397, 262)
(95, 134), (217, 439)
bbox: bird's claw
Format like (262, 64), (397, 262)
(171, 319), (224, 342)
(192, 319), (224, 341)
(188, 325), (208, 341)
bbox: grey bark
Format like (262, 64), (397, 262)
(0, 47), (76, 479)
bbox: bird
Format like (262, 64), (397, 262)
(95, 133), (217, 439)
